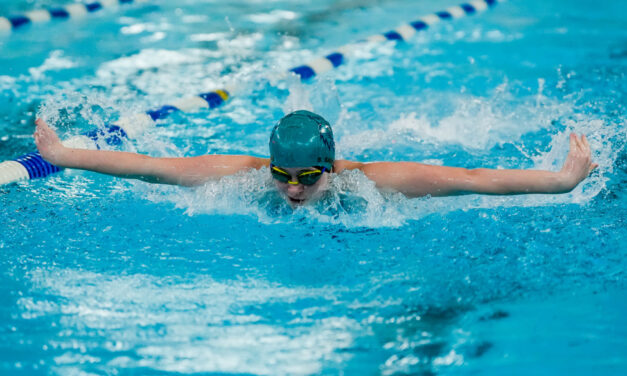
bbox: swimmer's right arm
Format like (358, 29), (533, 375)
(34, 119), (269, 186)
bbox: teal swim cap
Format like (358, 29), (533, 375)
(269, 110), (335, 170)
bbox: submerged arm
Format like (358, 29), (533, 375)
(34, 119), (268, 186)
(341, 134), (597, 197)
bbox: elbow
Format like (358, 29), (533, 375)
(462, 168), (488, 193)
(463, 168), (515, 195)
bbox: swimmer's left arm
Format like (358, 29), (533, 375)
(350, 134), (597, 197)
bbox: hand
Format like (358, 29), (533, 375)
(34, 118), (68, 166)
(559, 133), (598, 190)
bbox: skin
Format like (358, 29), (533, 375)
(34, 118), (597, 206)
(273, 167), (331, 207)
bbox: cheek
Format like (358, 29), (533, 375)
(302, 185), (316, 196)
(304, 175), (328, 195)
(274, 181), (286, 192)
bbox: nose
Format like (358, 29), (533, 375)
(287, 182), (304, 195)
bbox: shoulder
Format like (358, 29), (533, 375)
(333, 159), (365, 173)
(195, 155), (270, 170)
(245, 156), (271, 169)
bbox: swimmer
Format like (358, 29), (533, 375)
(34, 110), (597, 207)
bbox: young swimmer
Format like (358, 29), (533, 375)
(34, 110), (597, 207)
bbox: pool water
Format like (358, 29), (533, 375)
(1, 0), (626, 374)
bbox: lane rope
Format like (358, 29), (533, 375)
(0, 0), (504, 186)
(0, 0), (147, 33)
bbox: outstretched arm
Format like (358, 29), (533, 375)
(34, 119), (268, 186)
(338, 134), (597, 197)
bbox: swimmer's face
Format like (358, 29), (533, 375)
(272, 166), (330, 207)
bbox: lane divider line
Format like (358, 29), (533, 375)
(0, 0), (504, 186)
(0, 0), (147, 33)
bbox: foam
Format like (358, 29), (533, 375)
(338, 85), (572, 153)
(22, 268), (358, 375)
(129, 82), (618, 228)
(28, 50), (77, 80)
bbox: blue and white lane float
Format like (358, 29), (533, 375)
(287, 0), (502, 80)
(0, 0), (146, 33)
(0, 0), (503, 186)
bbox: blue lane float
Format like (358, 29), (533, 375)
(14, 152), (62, 179)
(0, 89), (232, 185)
(288, 0), (501, 81)
(0, 0), (504, 186)
(0, 0), (147, 33)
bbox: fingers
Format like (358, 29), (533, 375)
(34, 119), (57, 139)
(34, 123), (41, 142)
(569, 133), (593, 154)
(36, 118), (50, 132)
(581, 135), (592, 159)
(569, 133), (577, 151)
(578, 134), (597, 175)
(33, 118), (60, 151)
(575, 133), (585, 151)
(34, 118), (46, 138)
(565, 132), (598, 172)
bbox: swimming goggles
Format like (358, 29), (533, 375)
(270, 165), (326, 185)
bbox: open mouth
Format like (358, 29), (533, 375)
(288, 197), (305, 205)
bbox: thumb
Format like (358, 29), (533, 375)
(589, 163), (599, 174)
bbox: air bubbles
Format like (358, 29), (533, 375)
(37, 91), (121, 139)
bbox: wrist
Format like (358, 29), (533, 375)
(48, 146), (73, 167)
(555, 171), (577, 193)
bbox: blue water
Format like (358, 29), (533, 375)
(1, 0), (626, 374)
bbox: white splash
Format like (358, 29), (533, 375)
(28, 50), (77, 80)
(21, 268), (358, 375)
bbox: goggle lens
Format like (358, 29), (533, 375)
(271, 165), (325, 185)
